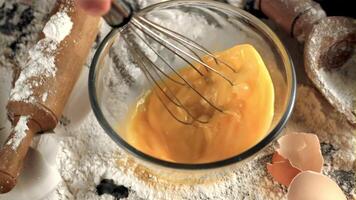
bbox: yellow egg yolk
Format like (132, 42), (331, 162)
(122, 44), (274, 163)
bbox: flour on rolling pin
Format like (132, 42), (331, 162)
(10, 8), (73, 103)
(0, 0), (100, 194)
(5, 116), (29, 150)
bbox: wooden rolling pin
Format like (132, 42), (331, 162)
(255, 0), (355, 69)
(0, 0), (100, 193)
(255, 0), (327, 42)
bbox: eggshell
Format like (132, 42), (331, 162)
(287, 171), (346, 200)
(267, 160), (301, 186)
(272, 151), (288, 163)
(277, 132), (324, 172)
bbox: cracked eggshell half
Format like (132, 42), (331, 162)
(267, 152), (301, 186)
(277, 132), (324, 172)
(287, 171), (346, 200)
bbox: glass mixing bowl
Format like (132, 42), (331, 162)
(89, 0), (296, 172)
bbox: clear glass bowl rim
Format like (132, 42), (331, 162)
(88, 0), (297, 170)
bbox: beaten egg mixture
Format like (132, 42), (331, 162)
(122, 44), (274, 163)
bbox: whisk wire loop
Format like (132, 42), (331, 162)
(130, 31), (228, 116)
(131, 17), (235, 86)
(105, 0), (236, 124)
(117, 15), (241, 124)
(130, 19), (205, 77)
(128, 30), (225, 113)
(123, 36), (209, 124)
(130, 28), (186, 86)
(135, 17), (238, 73)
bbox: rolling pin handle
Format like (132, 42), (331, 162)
(0, 172), (16, 194)
(256, 0), (326, 42)
(0, 118), (40, 193)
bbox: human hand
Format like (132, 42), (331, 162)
(77, 0), (112, 16)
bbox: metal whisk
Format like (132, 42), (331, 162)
(104, 0), (236, 125)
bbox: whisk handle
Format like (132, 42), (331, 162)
(104, 0), (133, 27)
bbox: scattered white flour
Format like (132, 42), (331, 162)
(226, 0), (245, 8)
(136, 0), (167, 8)
(43, 12), (73, 42)
(6, 116), (29, 150)
(10, 8), (73, 103)
(0, 66), (13, 148)
(318, 54), (356, 116)
(42, 92), (48, 102)
(0, 0), (355, 200)
(45, 3), (355, 200)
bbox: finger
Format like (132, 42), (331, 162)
(77, 0), (111, 16)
